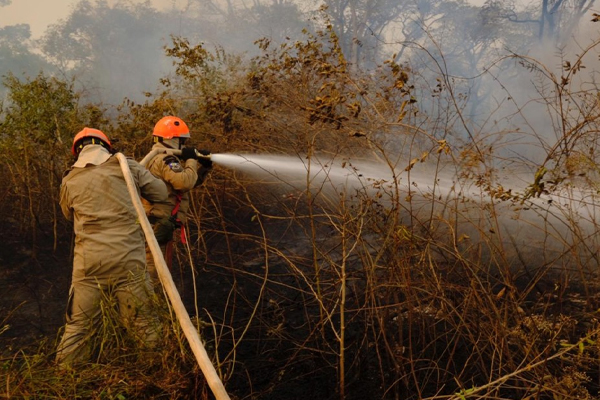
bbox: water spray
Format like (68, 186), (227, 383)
(210, 152), (600, 273)
(142, 147), (600, 292)
(141, 149), (386, 192)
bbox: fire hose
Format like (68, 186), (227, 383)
(138, 147), (212, 167)
(116, 153), (230, 400)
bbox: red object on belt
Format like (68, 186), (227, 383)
(171, 191), (187, 245)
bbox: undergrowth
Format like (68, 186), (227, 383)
(3, 13), (600, 400)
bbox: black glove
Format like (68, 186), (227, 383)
(197, 149), (213, 168)
(180, 147), (197, 160)
(153, 217), (177, 244)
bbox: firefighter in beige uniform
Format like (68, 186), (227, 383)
(56, 128), (168, 367)
(142, 116), (212, 284)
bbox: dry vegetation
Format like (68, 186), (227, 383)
(3, 22), (600, 400)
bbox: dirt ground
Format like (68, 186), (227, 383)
(0, 216), (352, 399)
(0, 235), (70, 356)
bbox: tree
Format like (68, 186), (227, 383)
(39, 0), (172, 105)
(0, 73), (105, 251)
(241, 1), (311, 46)
(318, 0), (409, 69)
(177, 0), (312, 54)
(0, 25), (53, 86)
(37, 0), (311, 106)
(482, 0), (596, 45)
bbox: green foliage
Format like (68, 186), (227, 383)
(2, 74), (79, 145)
(0, 73), (105, 250)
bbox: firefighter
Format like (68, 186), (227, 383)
(142, 116), (213, 284)
(56, 128), (168, 367)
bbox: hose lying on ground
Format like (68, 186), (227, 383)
(116, 153), (231, 400)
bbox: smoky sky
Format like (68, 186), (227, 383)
(1, 0), (600, 171)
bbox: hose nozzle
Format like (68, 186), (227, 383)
(195, 150), (212, 160)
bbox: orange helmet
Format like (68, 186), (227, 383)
(71, 127), (111, 156)
(152, 116), (190, 139)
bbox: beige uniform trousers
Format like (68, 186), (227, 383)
(55, 269), (159, 366)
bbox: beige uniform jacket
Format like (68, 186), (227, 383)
(142, 143), (210, 224)
(60, 145), (168, 284)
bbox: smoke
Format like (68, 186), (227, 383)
(212, 151), (600, 278)
(383, 1), (600, 176)
(3, 0), (599, 275)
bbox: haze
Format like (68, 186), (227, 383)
(0, 0), (184, 38)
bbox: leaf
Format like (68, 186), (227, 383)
(397, 100), (408, 122)
(458, 234), (470, 243)
(496, 287), (506, 299)
(397, 111), (407, 122)
(405, 158), (419, 171)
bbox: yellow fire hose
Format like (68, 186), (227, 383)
(138, 148), (177, 167)
(116, 153), (230, 400)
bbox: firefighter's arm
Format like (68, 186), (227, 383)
(59, 183), (74, 221)
(129, 159), (168, 203)
(181, 148), (212, 187)
(159, 155), (199, 192)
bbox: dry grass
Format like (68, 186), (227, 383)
(3, 20), (600, 400)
